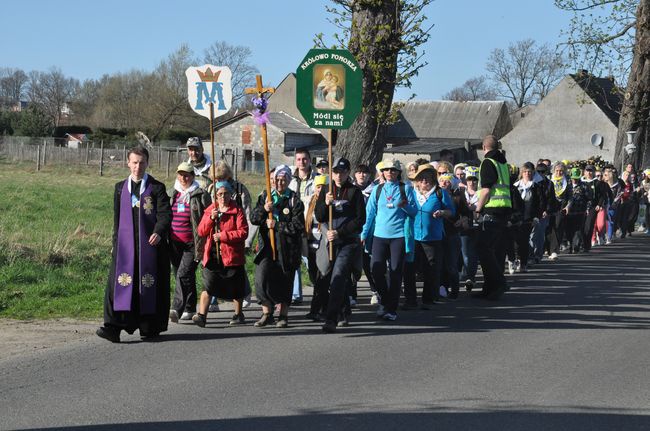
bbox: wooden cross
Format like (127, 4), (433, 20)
(245, 75), (277, 260)
(245, 75), (275, 98)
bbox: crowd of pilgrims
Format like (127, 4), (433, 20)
(96, 136), (650, 342)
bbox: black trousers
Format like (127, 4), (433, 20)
(583, 209), (597, 251)
(371, 237), (405, 314)
(565, 213), (586, 251)
(515, 221), (533, 266)
(170, 240), (198, 314)
(477, 218), (508, 293)
(324, 242), (358, 323)
(307, 247), (329, 315)
(405, 240), (442, 304)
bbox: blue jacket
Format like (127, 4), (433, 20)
(413, 187), (455, 241)
(361, 181), (417, 240)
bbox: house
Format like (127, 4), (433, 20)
(63, 133), (87, 149)
(501, 72), (622, 165)
(213, 110), (326, 172)
(383, 100), (513, 164)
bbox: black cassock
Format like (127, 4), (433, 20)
(103, 175), (171, 336)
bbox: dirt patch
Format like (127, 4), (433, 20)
(0, 318), (100, 362)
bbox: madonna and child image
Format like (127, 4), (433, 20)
(313, 64), (345, 111)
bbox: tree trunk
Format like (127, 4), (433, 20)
(335, 0), (400, 169)
(615, 0), (650, 169)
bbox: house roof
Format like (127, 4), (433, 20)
(389, 100), (508, 140)
(64, 133), (86, 142)
(384, 138), (480, 154)
(570, 73), (622, 125)
(214, 111), (321, 135)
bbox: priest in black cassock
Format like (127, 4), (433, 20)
(96, 146), (172, 343)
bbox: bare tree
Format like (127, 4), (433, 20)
(443, 75), (497, 101)
(27, 67), (78, 127)
(315, 0), (435, 168)
(556, 0), (646, 168)
(0, 68), (28, 107)
(203, 41), (258, 106)
(486, 39), (565, 108)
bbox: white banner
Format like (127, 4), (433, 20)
(185, 65), (232, 119)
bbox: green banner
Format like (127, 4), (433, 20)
(296, 49), (362, 130)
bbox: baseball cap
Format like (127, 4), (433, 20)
(332, 157), (351, 172)
(176, 162), (194, 173)
(381, 159), (402, 171)
(314, 174), (329, 187)
(316, 159), (329, 168)
(585, 164), (595, 172)
(186, 137), (202, 148)
(465, 166), (479, 179)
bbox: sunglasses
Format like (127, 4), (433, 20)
(382, 168), (399, 173)
(216, 192), (231, 197)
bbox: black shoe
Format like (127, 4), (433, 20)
(96, 326), (120, 343)
(291, 298), (303, 305)
(304, 312), (324, 322)
(229, 313), (245, 325)
(140, 332), (160, 341)
(322, 321), (337, 333)
(192, 313), (207, 328)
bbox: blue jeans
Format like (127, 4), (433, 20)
(460, 231), (478, 282)
(292, 256), (308, 301)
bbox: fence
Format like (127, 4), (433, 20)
(0, 136), (253, 179)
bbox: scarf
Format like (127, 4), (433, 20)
(174, 180), (199, 205)
(552, 176), (567, 198)
(465, 188), (479, 207)
(515, 179), (534, 200)
(189, 154), (211, 175)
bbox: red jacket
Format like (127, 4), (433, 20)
(198, 202), (249, 267)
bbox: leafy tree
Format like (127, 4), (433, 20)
(315, 0), (434, 168)
(556, 0), (647, 168)
(15, 106), (53, 137)
(486, 39), (565, 109)
(443, 76), (497, 102)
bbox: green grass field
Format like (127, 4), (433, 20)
(0, 160), (268, 319)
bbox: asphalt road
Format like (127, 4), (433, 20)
(2, 234), (650, 431)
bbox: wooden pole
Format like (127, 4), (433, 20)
(166, 150), (171, 178)
(328, 130), (334, 261)
(99, 141), (104, 177)
(122, 145), (127, 167)
(234, 147), (239, 181)
(42, 140), (47, 166)
(85, 142), (90, 164)
(209, 102), (217, 202)
(36, 145), (41, 171)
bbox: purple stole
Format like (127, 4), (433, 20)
(113, 179), (158, 314)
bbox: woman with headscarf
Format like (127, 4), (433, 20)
(192, 181), (249, 327)
(251, 165), (305, 328)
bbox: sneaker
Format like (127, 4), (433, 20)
(507, 261), (515, 275)
(254, 313), (274, 328)
(208, 304), (220, 313)
(591, 240), (596, 248)
(192, 313), (206, 328)
(96, 326), (120, 343)
(439, 286), (448, 298)
(514, 259), (521, 272)
(464, 279), (474, 292)
(169, 310), (179, 323)
(349, 296), (357, 307)
(375, 304), (386, 317)
(276, 315), (288, 328)
(180, 311), (195, 320)
(229, 313), (245, 325)
(242, 296), (252, 309)
(337, 316), (350, 327)
(549, 252), (558, 261)
(370, 293), (380, 305)
(382, 312), (397, 321)
(605, 239), (612, 245)
(322, 321), (337, 333)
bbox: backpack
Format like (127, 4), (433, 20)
(374, 182), (408, 205)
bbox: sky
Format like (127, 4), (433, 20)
(1, 0), (574, 101)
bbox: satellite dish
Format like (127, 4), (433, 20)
(590, 133), (603, 148)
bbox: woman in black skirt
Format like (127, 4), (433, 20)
(192, 181), (249, 327)
(251, 165), (305, 328)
